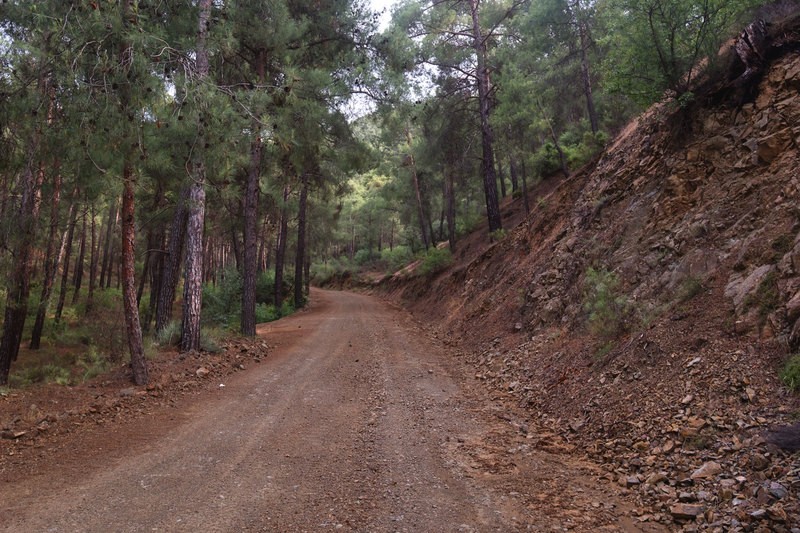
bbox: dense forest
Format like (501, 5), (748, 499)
(0, 0), (770, 386)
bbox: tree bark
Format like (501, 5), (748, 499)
(508, 155), (519, 193)
(30, 166), (63, 349)
(497, 158), (507, 198)
(55, 196), (78, 324)
(142, 231), (165, 332)
(99, 201), (117, 289)
(469, 0), (502, 234)
(137, 229), (154, 307)
(567, 0), (599, 134)
(86, 202), (99, 314)
(121, 160), (147, 384)
(404, 128), (430, 250)
(294, 174), (309, 309)
(72, 204), (87, 304)
(0, 107), (46, 383)
(241, 130), (262, 336)
(274, 185), (290, 310)
(445, 168), (456, 252)
(241, 46), (266, 336)
(181, 0), (212, 352)
(154, 186), (188, 334)
(520, 158), (531, 216)
(119, 0), (147, 385)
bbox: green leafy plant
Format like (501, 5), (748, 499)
(199, 327), (223, 353)
(10, 364), (71, 387)
(255, 303), (281, 323)
(202, 269), (243, 328)
(417, 248), (453, 277)
(155, 320), (182, 347)
(583, 267), (632, 338)
(676, 276), (705, 303)
(490, 229), (507, 242)
(594, 340), (615, 359)
(744, 270), (779, 324)
(78, 348), (111, 382)
(381, 245), (414, 273)
(781, 354), (800, 392)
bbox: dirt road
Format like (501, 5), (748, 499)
(1, 289), (659, 532)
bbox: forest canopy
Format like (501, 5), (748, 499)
(0, 0), (775, 385)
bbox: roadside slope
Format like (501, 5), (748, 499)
(385, 15), (800, 531)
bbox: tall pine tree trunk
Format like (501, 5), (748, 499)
(87, 202), (99, 314)
(445, 169), (456, 252)
(181, 0), (212, 352)
(241, 49), (266, 336)
(143, 231), (165, 332)
(294, 174), (308, 309)
(508, 155), (519, 193)
(71, 205), (87, 305)
(520, 158), (531, 216)
(30, 168), (63, 349)
(274, 185), (289, 309)
(0, 72), (51, 382)
(497, 158), (507, 198)
(404, 128), (430, 250)
(0, 134), (45, 383)
(55, 196), (79, 324)
(137, 232), (153, 306)
(119, 0), (147, 385)
(121, 160), (147, 384)
(154, 186), (188, 334)
(99, 201), (117, 289)
(469, 0), (502, 233)
(241, 133), (262, 336)
(568, 1), (599, 134)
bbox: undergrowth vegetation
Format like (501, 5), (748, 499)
(781, 354), (800, 392)
(583, 267), (632, 340)
(417, 248), (453, 277)
(3, 267), (292, 389)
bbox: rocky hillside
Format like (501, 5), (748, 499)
(386, 10), (800, 532)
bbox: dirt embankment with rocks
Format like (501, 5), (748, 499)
(384, 11), (800, 532)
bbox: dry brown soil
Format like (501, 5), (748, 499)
(0, 289), (664, 532)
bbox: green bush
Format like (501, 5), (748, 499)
(354, 248), (380, 266)
(743, 270), (779, 324)
(202, 269), (242, 328)
(280, 300), (295, 316)
(781, 354), (800, 392)
(199, 327), (223, 353)
(154, 320), (223, 353)
(10, 364), (71, 387)
(78, 348), (111, 382)
(311, 258), (355, 285)
(583, 267), (631, 338)
(381, 245), (414, 273)
(256, 270), (276, 305)
(417, 248), (453, 277)
(530, 142), (564, 177)
(676, 276), (705, 303)
(490, 229), (507, 242)
(255, 303), (281, 323)
(155, 320), (182, 347)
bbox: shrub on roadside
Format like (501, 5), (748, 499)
(381, 245), (414, 273)
(10, 363), (71, 387)
(417, 248), (453, 277)
(781, 354), (800, 392)
(583, 267), (632, 338)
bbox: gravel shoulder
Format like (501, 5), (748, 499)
(1, 289), (662, 532)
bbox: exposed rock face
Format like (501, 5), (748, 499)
(390, 14), (800, 532)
